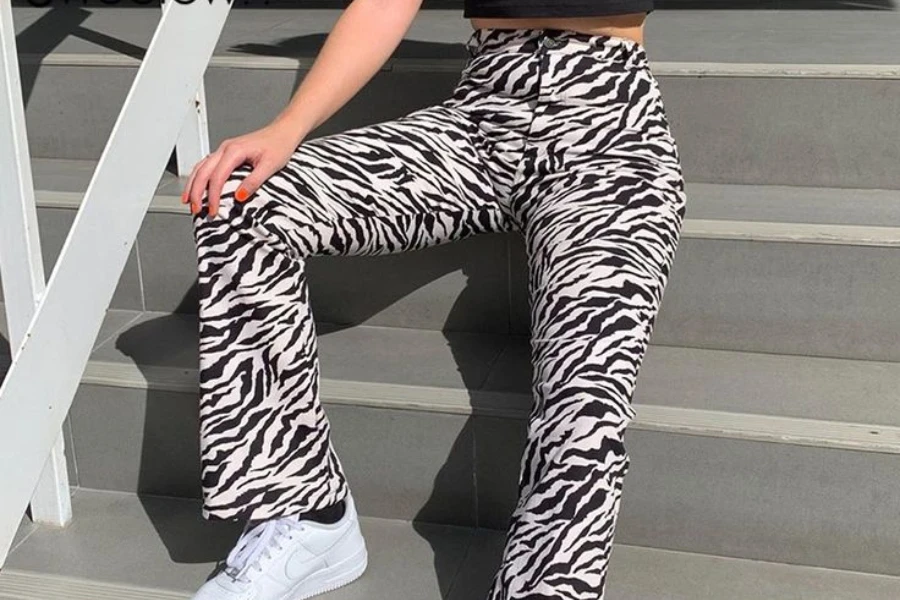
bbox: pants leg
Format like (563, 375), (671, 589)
(490, 171), (685, 599)
(191, 101), (514, 522)
(485, 32), (688, 599)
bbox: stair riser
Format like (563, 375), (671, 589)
(0, 207), (143, 311)
(650, 237), (900, 362)
(619, 428), (900, 578)
(4, 207), (900, 361)
(483, 417), (900, 578)
(66, 385), (900, 576)
(19, 63), (900, 188)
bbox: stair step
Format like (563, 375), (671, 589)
(73, 358), (900, 453)
(27, 51), (900, 78)
(11, 6), (900, 65)
(4, 308), (900, 573)
(27, 165), (900, 237)
(0, 571), (186, 600)
(4, 489), (900, 600)
(5, 157), (900, 360)
(11, 7), (900, 187)
(5, 305), (900, 430)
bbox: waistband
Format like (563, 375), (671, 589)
(465, 27), (649, 70)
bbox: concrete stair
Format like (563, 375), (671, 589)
(2, 4), (900, 599)
(5, 490), (900, 600)
(7, 489), (900, 599)
(10, 8), (900, 188)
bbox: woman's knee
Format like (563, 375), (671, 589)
(190, 163), (283, 249)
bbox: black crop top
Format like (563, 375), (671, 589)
(463, 0), (654, 18)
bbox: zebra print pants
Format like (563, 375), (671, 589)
(192, 27), (686, 600)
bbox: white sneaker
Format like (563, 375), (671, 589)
(192, 493), (368, 600)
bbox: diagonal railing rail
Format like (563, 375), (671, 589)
(0, 0), (232, 566)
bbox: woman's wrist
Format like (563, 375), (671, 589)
(269, 109), (315, 147)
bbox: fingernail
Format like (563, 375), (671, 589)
(235, 187), (249, 202)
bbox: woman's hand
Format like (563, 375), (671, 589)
(182, 0), (423, 218)
(182, 122), (301, 218)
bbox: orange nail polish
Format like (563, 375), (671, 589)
(235, 187), (249, 202)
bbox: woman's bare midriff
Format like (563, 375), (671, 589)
(470, 14), (647, 46)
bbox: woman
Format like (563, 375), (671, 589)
(184, 0), (686, 598)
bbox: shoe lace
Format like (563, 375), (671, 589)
(224, 516), (308, 583)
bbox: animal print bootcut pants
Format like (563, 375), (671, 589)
(192, 27), (687, 600)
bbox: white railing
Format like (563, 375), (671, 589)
(0, 0), (231, 566)
(0, 0), (71, 535)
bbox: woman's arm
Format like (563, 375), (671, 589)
(272, 0), (424, 144)
(184, 0), (424, 218)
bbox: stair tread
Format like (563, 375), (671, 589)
(682, 183), (900, 228)
(0, 305), (143, 359)
(3, 488), (473, 599)
(85, 310), (900, 429)
(4, 304), (898, 429)
(28, 157), (180, 199)
(29, 158), (900, 233)
(4, 488), (899, 600)
(12, 6), (900, 67)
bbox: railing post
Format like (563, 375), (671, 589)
(0, 0), (72, 529)
(0, 0), (232, 566)
(176, 83), (210, 176)
(172, 0), (210, 176)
